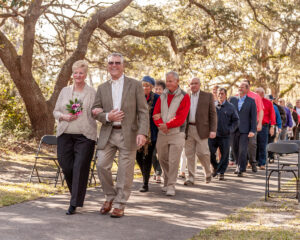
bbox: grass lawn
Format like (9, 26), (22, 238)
(191, 198), (300, 240)
(0, 183), (67, 207)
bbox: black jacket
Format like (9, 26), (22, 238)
(216, 100), (239, 137)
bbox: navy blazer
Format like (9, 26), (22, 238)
(229, 96), (257, 134)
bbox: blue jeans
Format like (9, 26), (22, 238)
(257, 124), (269, 166)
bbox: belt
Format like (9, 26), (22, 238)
(189, 122), (196, 126)
(112, 125), (122, 129)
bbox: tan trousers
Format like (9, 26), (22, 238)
(156, 132), (185, 190)
(185, 125), (212, 183)
(96, 129), (136, 209)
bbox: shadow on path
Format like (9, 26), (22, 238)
(0, 166), (277, 240)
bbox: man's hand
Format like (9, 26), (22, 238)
(153, 113), (161, 121)
(92, 108), (103, 116)
(248, 131), (255, 138)
(62, 114), (78, 122)
(269, 126), (275, 136)
(136, 135), (147, 147)
(108, 109), (124, 122)
(257, 122), (262, 132)
(158, 123), (168, 134)
(209, 132), (216, 139)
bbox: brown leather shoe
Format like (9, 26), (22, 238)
(110, 208), (124, 218)
(100, 200), (113, 215)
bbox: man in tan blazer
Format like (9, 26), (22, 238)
(92, 53), (149, 218)
(184, 77), (217, 185)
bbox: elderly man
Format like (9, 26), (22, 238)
(153, 71), (190, 196)
(255, 88), (276, 169)
(92, 53), (149, 218)
(209, 88), (239, 180)
(229, 82), (256, 177)
(278, 98), (293, 140)
(184, 77), (217, 186)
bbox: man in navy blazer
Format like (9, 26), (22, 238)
(229, 82), (257, 176)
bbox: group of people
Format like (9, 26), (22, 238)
(53, 52), (300, 218)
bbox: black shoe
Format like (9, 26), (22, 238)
(251, 163), (257, 173)
(237, 172), (243, 177)
(219, 174), (225, 180)
(66, 205), (76, 215)
(212, 169), (218, 178)
(139, 185), (149, 192)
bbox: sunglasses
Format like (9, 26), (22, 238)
(108, 61), (122, 65)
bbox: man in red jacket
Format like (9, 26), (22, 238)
(255, 88), (275, 169)
(153, 71), (190, 196)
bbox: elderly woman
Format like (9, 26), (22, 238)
(53, 60), (97, 215)
(136, 76), (159, 192)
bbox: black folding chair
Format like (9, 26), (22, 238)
(29, 135), (63, 187)
(266, 142), (300, 203)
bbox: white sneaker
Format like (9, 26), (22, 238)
(161, 186), (167, 192)
(166, 188), (175, 196)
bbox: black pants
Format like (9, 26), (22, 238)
(268, 126), (277, 160)
(57, 134), (95, 207)
(247, 132), (257, 165)
(232, 131), (249, 172)
(209, 136), (230, 174)
(136, 141), (156, 186)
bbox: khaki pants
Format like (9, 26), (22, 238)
(97, 129), (136, 209)
(156, 132), (185, 190)
(185, 125), (212, 183)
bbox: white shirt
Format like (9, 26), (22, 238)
(106, 74), (124, 125)
(296, 107), (300, 116)
(189, 90), (200, 123)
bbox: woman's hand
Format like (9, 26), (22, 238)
(61, 114), (78, 122)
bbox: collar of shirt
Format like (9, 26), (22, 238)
(239, 95), (246, 101)
(191, 90), (200, 97)
(220, 100), (226, 105)
(110, 74), (124, 85)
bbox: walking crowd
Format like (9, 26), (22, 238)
(53, 52), (300, 217)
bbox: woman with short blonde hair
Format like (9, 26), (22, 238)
(53, 59), (97, 215)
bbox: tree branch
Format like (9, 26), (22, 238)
(99, 23), (178, 53)
(21, 0), (43, 76)
(245, 0), (278, 32)
(189, 0), (216, 23)
(188, 0), (236, 53)
(0, 30), (21, 81)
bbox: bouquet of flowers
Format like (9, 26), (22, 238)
(66, 98), (83, 116)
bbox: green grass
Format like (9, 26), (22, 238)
(0, 183), (67, 207)
(191, 199), (300, 240)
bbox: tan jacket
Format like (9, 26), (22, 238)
(186, 90), (217, 139)
(53, 84), (98, 141)
(92, 76), (149, 150)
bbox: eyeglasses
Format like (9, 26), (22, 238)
(108, 61), (121, 65)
